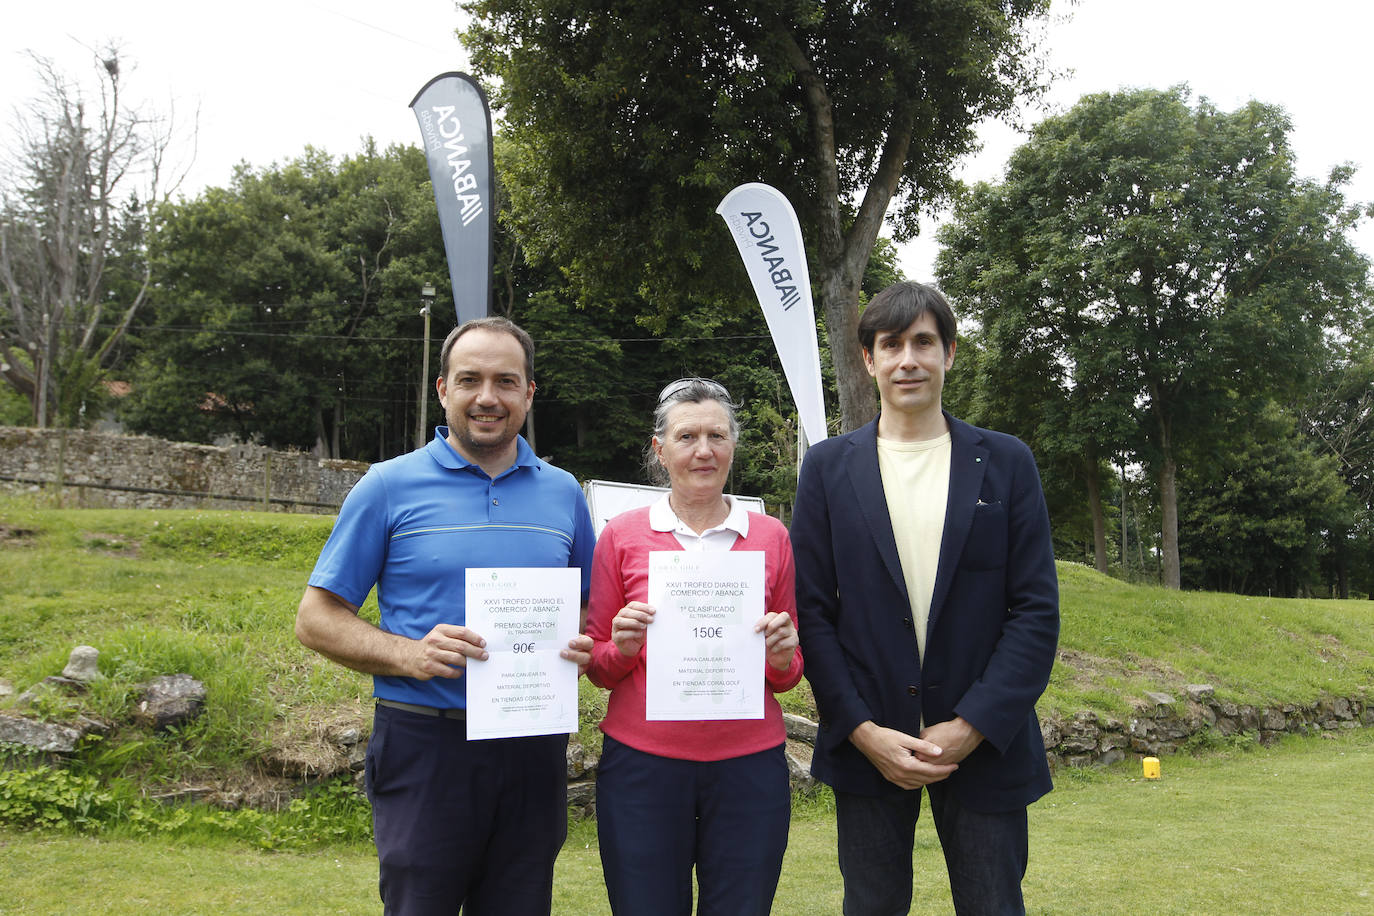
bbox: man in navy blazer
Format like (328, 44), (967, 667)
(792, 281), (1059, 915)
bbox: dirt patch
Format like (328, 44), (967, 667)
(0, 525), (38, 546)
(1315, 632), (1371, 663)
(149, 768), (317, 811)
(259, 700), (372, 781)
(80, 531), (142, 556)
(1054, 648), (1191, 696)
(1270, 629), (1366, 664)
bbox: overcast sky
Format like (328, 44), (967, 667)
(5, 0), (1372, 282)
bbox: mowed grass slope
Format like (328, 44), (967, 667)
(1050, 561), (1373, 717)
(1, 499), (1372, 784)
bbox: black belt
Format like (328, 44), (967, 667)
(377, 698), (466, 720)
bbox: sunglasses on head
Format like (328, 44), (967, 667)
(657, 377), (731, 404)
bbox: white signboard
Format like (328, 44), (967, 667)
(645, 550), (765, 721)
(463, 567), (581, 740)
(583, 479), (766, 536)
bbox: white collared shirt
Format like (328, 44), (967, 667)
(649, 492), (748, 551)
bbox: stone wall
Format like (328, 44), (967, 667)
(7, 671), (1367, 812)
(774, 686), (1372, 799)
(0, 426), (367, 513)
(1038, 685), (1373, 768)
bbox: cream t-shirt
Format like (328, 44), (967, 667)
(876, 432), (951, 663)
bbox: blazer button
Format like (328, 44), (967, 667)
(907, 685), (920, 697)
(902, 617), (911, 628)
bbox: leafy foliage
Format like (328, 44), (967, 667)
(0, 764), (118, 831)
(937, 86), (1373, 591)
(462, 0), (1051, 430)
(1178, 403), (1353, 596)
(1297, 320), (1374, 597)
(0, 763), (371, 849)
(121, 144), (446, 459)
(119, 139), (809, 499)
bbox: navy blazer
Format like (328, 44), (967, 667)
(792, 413), (1058, 812)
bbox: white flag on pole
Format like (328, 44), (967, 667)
(716, 183), (827, 446)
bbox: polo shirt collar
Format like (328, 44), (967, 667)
(427, 427), (542, 476)
(649, 492), (750, 538)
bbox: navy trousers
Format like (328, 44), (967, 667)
(594, 735), (791, 916)
(365, 703), (569, 916)
(834, 782), (1029, 916)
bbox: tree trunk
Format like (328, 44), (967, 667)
(819, 269), (876, 432)
(35, 313), (56, 428)
(1119, 464), (1129, 570)
(1135, 502), (1147, 574)
(35, 355), (50, 429)
(1332, 527), (1350, 600)
(777, 29), (910, 434)
(1085, 467), (1108, 573)
(1150, 392), (1182, 589)
(315, 408), (330, 459)
(1158, 450), (1181, 590)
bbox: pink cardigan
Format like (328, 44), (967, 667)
(584, 506), (804, 761)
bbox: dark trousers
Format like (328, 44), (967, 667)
(365, 703), (570, 916)
(835, 782), (1028, 916)
(594, 735), (791, 916)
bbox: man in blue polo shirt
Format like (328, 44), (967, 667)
(295, 316), (595, 915)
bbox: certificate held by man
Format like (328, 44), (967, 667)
(645, 550), (765, 721)
(464, 567), (581, 740)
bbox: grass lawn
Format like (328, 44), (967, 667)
(2, 729), (1370, 915)
(3, 503), (1371, 789)
(2, 504), (1372, 914)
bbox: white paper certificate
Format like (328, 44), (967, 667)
(464, 567), (580, 740)
(645, 550), (765, 721)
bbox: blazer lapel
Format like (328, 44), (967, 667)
(928, 415), (987, 634)
(845, 418), (910, 605)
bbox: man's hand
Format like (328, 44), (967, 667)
(919, 717), (984, 766)
(755, 612), (798, 672)
(850, 720), (958, 789)
(296, 585), (487, 680)
(562, 633), (594, 675)
(408, 624), (489, 680)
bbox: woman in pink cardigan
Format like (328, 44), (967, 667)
(584, 377), (804, 916)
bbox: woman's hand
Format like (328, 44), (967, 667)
(756, 611), (798, 672)
(611, 601), (656, 658)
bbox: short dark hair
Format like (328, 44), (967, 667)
(439, 317), (535, 382)
(857, 282), (957, 355)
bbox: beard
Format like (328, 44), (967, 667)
(447, 410), (523, 459)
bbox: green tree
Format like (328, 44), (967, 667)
(122, 144), (447, 459)
(936, 87), (1371, 589)
(462, 0), (1050, 433)
(512, 266), (809, 505)
(484, 127), (821, 499)
(1179, 403), (1353, 597)
(488, 137), (652, 481)
(1299, 322), (1374, 597)
(940, 309), (1130, 573)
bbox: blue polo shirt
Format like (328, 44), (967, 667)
(308, 428), (595, 708)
